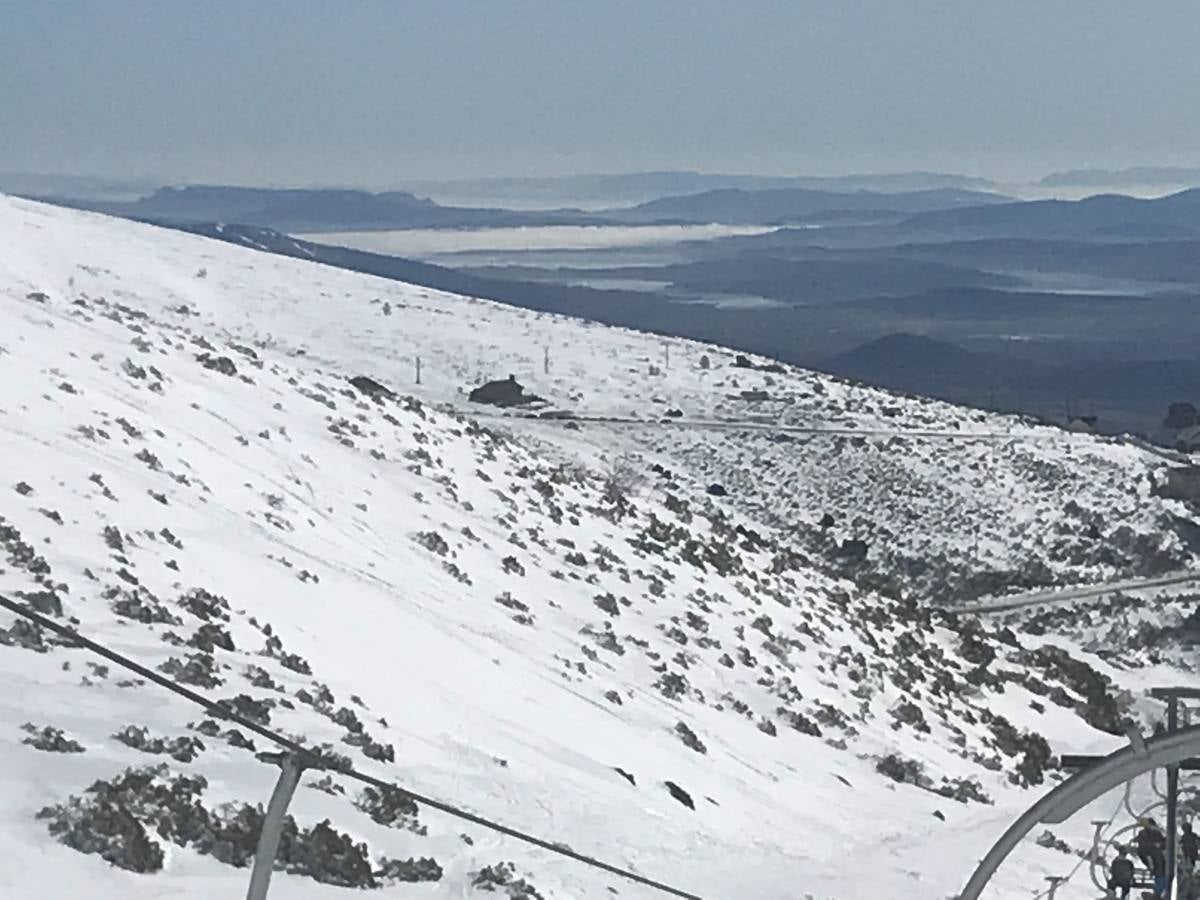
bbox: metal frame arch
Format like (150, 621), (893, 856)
(1153, 767), (1168, 800)
(959, 725), (1200, 900)
(1124, 778), (1140, 818)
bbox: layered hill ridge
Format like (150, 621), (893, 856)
(1, 195), (1198, 900)
(903, 187), (1200, 237)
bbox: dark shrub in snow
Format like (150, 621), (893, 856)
(279, 819), (377, 888)
(159, 652), (223, 688)
(935, 776), (993, 805)
(112, 725), (205, 763)
(38, 792), (165, 873)
(108, 586), (181, 625)
(343, 730), (396, 763)
(36, 765), (206, 873)
(177, 588), (231, 622)
(472, 861), (546, 899)
(216, 693), (274, 726)
(244, 664), (280, 691)
(0, 618), (50, 652)
(354, 785), (425, 834)
(306, 774), (346, 796)
(664, 781), (695, 810)
(304, 742), (355, 773)
(674, 721), (707, 754)
(16, 589), (63, 617)
(188, 622), (235, 653)
(876, 753), (931, 788)
(376, 856), (443, 883)
(196, 353), (237, 376)
(278, 651), (312, 675)
(414, 530), (450, 556)
(984, 714), (1054, 786)
(593, 592), (621, 616)
(21, 723), (85, 753)
(39, 764), (383, 887)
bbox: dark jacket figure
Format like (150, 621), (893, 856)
(1184, 822), (1200, 868)
(1135, 821), (1167, 898)
(1108, 851), (1134, 899)
(1138, 821), (1166, 866)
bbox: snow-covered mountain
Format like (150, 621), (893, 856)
(1, 194), (1198, 900)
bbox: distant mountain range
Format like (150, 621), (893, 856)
(395, 169), (1000, 209)
(29, 185), (610, 232)
(605, 187), (1011, 226)
(902, 188), (1200, 238)
(25, 182), (1013, 233)
(1040, 166), (1200, 189)
(28, 176), (1200, 244)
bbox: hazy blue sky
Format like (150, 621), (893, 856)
(3, 0), (1199, 186)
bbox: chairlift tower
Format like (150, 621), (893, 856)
(1063, 687), (1200, 900)
(959, 686), (1200, 900)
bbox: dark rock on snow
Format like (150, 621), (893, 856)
(468, 375), (543, 408)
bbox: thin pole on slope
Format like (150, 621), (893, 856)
(1169, 696), (1180, 900)
(0, 594), (702, 900)
(246, 753), (304, 900)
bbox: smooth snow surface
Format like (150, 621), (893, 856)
(1, 194), (1198, 900)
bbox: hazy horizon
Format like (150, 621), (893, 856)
(4, 1), (1200, 189)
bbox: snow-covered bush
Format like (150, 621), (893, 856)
(376, 855), (443, 883)
(159, 651), (223, 687)
(38, 764), (394, 887)
(108, 586), (181, 625)
(472, 861), (546, 899)
(177, 587), (231, 622)
(674, 720), (707, 754)
(21, 723), (85, 753)
(875, 753), (931, 788)
(188, 622), (235, 652)
(354, 784), (425, 834)
(112, 725), (205, 763)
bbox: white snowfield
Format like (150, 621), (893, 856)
(0, 194), (1197, 900)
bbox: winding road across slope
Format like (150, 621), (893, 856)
(475, 409), (1092, 443)
(938, 570), (1200, 616)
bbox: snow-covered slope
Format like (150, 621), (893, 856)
(1, 194), (1197, 900)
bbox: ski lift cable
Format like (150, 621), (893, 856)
(0, 594), (702, 900)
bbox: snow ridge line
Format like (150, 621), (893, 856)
(0, 593), (703, 900)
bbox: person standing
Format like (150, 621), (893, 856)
(1183, 820), (1200, 871)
